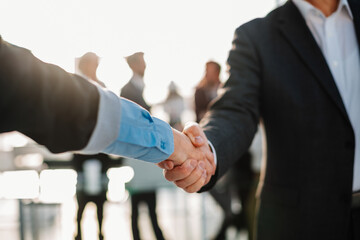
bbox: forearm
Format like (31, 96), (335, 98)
(94, 95), (174, 163)
(0, 37), (98, 152)
(200, 26), (261, 180)
(0, 37), (175, 162)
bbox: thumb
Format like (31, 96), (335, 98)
(157, 160), (174, 170)
(183, 122), (205, 147)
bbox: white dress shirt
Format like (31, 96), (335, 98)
(293, 0), (360, 191)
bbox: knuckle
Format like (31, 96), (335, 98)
(179, 167), (190, 176)
(194, 169), (202, 179)
(176, 178), (193, 189)
(164, 174), (173, 181)
(175, 181), (185, 188)
(185, 186), (196, 193)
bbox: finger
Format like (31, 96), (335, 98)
(174, 161), (206, 189)
(197, 158), (214, 185)
(185, 122), (209, 141)
(203, 159), (215, 178)
(157, 160), (174, 170)
(163, 159), (197, 182)
(183, 122), (205, 147)
(184, 171), (207, 193)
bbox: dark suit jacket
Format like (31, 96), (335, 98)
(0, 37), (99, 153)
(201, 1), (360, 239)
(120, 78), (150, 111)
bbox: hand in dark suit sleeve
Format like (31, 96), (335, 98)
(0, 37), (99, 153)
(160, 26), (261, 192)
(201, 26), (261, 188)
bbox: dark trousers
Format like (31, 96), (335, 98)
(348, 206), (360, 240)
(76, 192), (107, 240)
(131, 191), (165, 240)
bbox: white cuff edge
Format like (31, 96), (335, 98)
(207, 140), (217, 166)
(80, 85), (121, 154)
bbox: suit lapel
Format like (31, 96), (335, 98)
(348, 0), (360, 47)
(277, 1), (349, 122)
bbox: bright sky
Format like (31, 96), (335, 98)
(0, 0), (279, 105)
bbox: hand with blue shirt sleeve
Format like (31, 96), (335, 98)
(102, 98), (176, 163)
(82, 87), (212, 168)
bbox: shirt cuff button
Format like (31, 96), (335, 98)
(160, 141), (166, 150)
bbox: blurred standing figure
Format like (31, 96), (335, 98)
(73, 154), (122, 240)
(120, 52), (165, 240)
(195, 61), (221, 122)
(74, 52), (115, 240)
(78, 52), (106, 87)
(163, 81), (185, 131)
(121, 52), (150, 111)
(195, 61), (256, 239)
(124, 158), (170, 240)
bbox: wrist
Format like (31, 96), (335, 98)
(170, 128), (188, 165)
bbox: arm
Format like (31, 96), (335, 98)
(0, 37), (205, 167)
(0, 37), (99, 152)
(200, 26), (260, 187)
(163, 25), (261, 192)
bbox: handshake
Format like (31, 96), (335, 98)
(157, 122), (216, 193)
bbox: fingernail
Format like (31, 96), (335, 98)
(164, 162), (171, 170)
(195, 136), (204, 144)
(199, 161), (205, 169)
(190, 160), (197, 168)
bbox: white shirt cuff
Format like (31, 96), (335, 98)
(207, 140), (217, 166)
(81, 85), (121, 154)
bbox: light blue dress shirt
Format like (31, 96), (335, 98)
(81, 86), (174, 163)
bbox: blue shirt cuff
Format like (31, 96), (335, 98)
(103, 98), (174, 163)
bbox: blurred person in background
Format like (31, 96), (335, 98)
(120, 51), (165, 240)
(194, 61), (256, 240)
(163, 81), (185, 131)
(73, 153), (122, 240)
(124, 158), (169, 240)
(194, 61), (221, 123)
(73, 52), (122, 240)
(121, 52), (150, 111)
(78, 52), (106, 88)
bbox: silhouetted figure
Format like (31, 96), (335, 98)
(194, 61), (221, 123)
(74, 52), (117, 240)
(121, 52), (150, 111)
(78, 52), (106, 87)
(163, 81), (185, 131)
(195, 61), (256, 239)
(214, 152), (255, 240)
(73, 154), (121, 240)
(121, 52), (165, 240)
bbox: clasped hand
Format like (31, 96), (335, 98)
(158, 122), (216, 193)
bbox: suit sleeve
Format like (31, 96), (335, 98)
(0, 37), (99, 153)
(200, 26), (261, 191)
